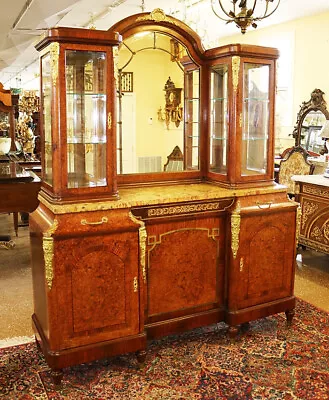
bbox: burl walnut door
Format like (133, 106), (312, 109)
(228, 206), (296, 312)
(145, 215), (226, 325)
(54, 231), (140, 349)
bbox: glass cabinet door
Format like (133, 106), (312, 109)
(65, 50), (107, 189)
(184, 69), (200, 170)
(41, 53), (53, 186)
(209, 64), (229, 174)
(242, 63), (270, 176)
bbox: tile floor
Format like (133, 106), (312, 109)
(0, 213), (329, 342)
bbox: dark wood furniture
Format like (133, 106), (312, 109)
(293, 174), (329, 255)
(30, 11), (298, 384)
(0, 162), (41, 246)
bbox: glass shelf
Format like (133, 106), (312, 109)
(65, 49), (107, 189)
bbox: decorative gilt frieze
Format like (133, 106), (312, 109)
(301, 201), (318, 230)
(303, 185), (329, 199)
(49, 42), (60, 86)
(43, 219), (58, 290)
(147, 202), (224, 218)
(136, 8), (179, 25)
(232, 56), (240, 93)
(231, 200), (241, 259)
(129, 212), (147, 283)
(299, 236), (329, 253)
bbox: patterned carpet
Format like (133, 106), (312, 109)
(1, 299), (329, 399)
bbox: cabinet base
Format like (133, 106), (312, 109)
(145, 308), (225, 339)
(32, 314), (147, 371)
(225, 296), (296, 327)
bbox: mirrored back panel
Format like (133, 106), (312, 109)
(116, 31), (200, 175)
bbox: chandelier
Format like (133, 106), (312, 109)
(211, 0), (281, 34)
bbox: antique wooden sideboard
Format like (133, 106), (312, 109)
(292, 174), (329, 255)
(0, 162), (41, 246)
(29, 11), (298, 384)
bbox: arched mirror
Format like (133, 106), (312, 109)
(292, 88), (329, 155)
(112, 16), (201, 178)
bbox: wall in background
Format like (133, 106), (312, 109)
(217, 10), (329, 154)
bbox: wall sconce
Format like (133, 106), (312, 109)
(158, 77), (183, 129)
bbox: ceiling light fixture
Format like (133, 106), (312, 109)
(211, 0), (280, 34)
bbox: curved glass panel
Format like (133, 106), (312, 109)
(209, 64), (229, 174)
(116, 31), (200, 175)
(242, 63), (270, 176)
(41, 53), (53, 186)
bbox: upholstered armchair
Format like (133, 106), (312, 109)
(278, 146), (315, 198)
(163, 145), (184, 172)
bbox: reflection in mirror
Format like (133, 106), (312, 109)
(300, 110), (327, 154)
(116, 31), (200, 174)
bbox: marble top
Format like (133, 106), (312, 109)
(291, 174), (329, 187)
(39, 182), (288, 214)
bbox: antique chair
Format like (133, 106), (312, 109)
(163, 145), (184, 172)
(278, 145), (315, 198)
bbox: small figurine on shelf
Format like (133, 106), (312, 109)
(16, 113), (36, 156)
(0, 117), (11, 155)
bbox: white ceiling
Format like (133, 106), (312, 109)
(1, 0), (329, 89)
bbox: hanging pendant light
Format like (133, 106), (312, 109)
(211, 0), (281, 34)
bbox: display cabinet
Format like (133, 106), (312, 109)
(207, 47), (276, 186)
(30, 11), (298, 384)
(35, 28), (121, 200)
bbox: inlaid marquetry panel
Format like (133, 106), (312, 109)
(145, 216), (225, 321)
(54, 231), (140, 348)
(228, 208), (296, 310)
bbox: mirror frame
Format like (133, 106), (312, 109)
(292, 88), (329, 155)
(108, 9), (206, 186)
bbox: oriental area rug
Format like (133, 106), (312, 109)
(1, 299), (329, 399)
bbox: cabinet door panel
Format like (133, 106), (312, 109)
(146, 217), (225, 321)
(229, 209), (296, 309)
(55, 232), (139, 349)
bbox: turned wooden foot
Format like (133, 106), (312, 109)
(136, 350), (147, 367)
(51, 369), (63, 386)
(228, 325), (239, 339)
(285, 309), (295, 326)
(240, 321), (250, 333)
